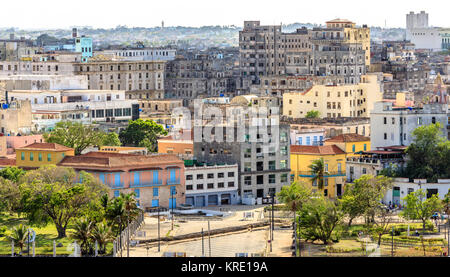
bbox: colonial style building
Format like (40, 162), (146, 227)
(58, 152), (185, 210)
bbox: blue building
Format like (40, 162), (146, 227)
(75, 36), (93, 62)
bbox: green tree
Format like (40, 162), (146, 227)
(19, 166), (107, 238)
(92, 221), (114, 254)
(405, 123), (450, 182)
(9, 224), (29, 254)
(101, 132), (121, 147)
(44, 121), (106, 155)
(369, 205), (393, 246)
(277, 181), (312, 224)
(119, 119), (167, 152)
(339, 175), (392, 226)
(71, 217), (94, 256)
(308, 158), (327, 191)
(305, 110), (320, 118)
(401, 189), (443, 234)
(0, 166), (25, 183)
(0, 178), (21, 214)
(298, 195), (343, 245)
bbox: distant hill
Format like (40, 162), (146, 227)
(0, 24), (406, 49)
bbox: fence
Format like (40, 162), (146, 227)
(112, 209), (145, 257)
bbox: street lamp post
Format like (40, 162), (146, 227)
(271, 193), (274, 242)
(158, 208), (161, 252)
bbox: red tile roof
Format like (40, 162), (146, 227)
(290, 145), (346, 155)
(326, 133), (370, 143)
(0, 158), (16, 167)
(58, 151), (183, 171)
(17, 142), (73, 152)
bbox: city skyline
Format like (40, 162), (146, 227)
(1, 0), (448, 30)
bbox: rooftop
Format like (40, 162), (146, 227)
(326, 133), (370, 143)
(58, 151), (183, 170)
(290, 145), (346, 155)
(17, 142), (73, 152)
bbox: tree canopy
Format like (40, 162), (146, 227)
(405, 123), (450, 182)
(305, 110), (320, 118)
(119, 119), (167, 152)
(19, 166), (107, 238)
(401, 189), (443, 233)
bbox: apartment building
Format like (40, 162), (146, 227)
(283, 74), (383, 118)
(97, 48), (176, 61)
(184, 161), (239, 207)
(73, 60), (165, 99)
(16, 142), (74, 169)
(369, 102), (448, 148)
(0, 100), (33, 135)
(193, 124), (291, 202)
(7, 89), (139, 132)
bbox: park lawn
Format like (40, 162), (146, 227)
(0, 213), (113, 256)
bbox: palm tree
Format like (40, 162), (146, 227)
(277, 182), (312, 223)
(92, 221), (113, 254)
(308, 158), (328, 191)
(71, 217), (94, 256)
(120, 192), (140, 224)
(9, 224), (29, 255)
(105, 197), (126, 236)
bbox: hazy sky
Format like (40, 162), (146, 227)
(2, 0), (448, 29)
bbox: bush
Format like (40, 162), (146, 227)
(326, 246), (362, 253)
(0, 225), (6, 237)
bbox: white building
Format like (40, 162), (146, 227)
(184, 163), (239, 207)
(1, 75), (88, 90)
(96, 48), (176, 62)
(290, 128), (325, 146)
(370, 102), (448, 149)
(384, 178), (450, 206)
(408, 28), (442, 51)
(7, 89), (138, 132)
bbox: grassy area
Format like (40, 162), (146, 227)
(0, 213), (112, 256)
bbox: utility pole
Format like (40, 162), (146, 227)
(158, 208), (161, 252)
(201, 228), (204, 257)
(448, 218), (449, 257)
(127, 211), (130, 257)
(391, 226), (394, 257)
(294, 214), (297, 257)
(208, 220), (211, 257)
(271, 193), (274, 242)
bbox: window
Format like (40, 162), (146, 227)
(21, 152), (24, 160)
(207, 173), (214, 179)
(244, 176), (252, 186)
(196, 184), (204, 190)
(257, 175), (264, 184)
(186, 185), (193, 190)
(228, 172), (234, 177)
(244, 162), (252, 172)
(228, 182), (235, 187)
(218, 182), (224, 188)
(352, 144), (356, 152)
(207, 183), (214, 189)
(364, 144), (367, 151)
(383, 117), (387, 124)
(269, 174), (276, 184)
(362, 168), (367, 174)
(30, 153), (34, 161)
(134, 189), (140, 198)
(38, 153), (42, 161)
(280, 160), (287, 169)
(197, 174), (203, 179)
(269, 161), (276, 170)
(186, 175), (193, 180)
(280, 174), (287, 183)
(218, 173), (224, 178)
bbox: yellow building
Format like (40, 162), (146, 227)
(325, 19), (371, 67)
(99, 146), (147, 155)
(290, 133), (370, 198)
(16, 142), (74, 169)
(290, 144), (346, 199)
(324, 133), (371, 157)
(283, 74), (382, 119)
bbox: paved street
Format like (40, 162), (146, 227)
(129, 228), (269, 257)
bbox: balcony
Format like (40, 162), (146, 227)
(167, 178), (181, 185)
(129, 180), (163, 188)
(297, 171), (346, 178)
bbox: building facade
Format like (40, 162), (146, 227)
(184, 162), (239, 207)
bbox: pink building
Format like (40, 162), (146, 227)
(6, 135), (44, 155)
(58, 152), (185, 210)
